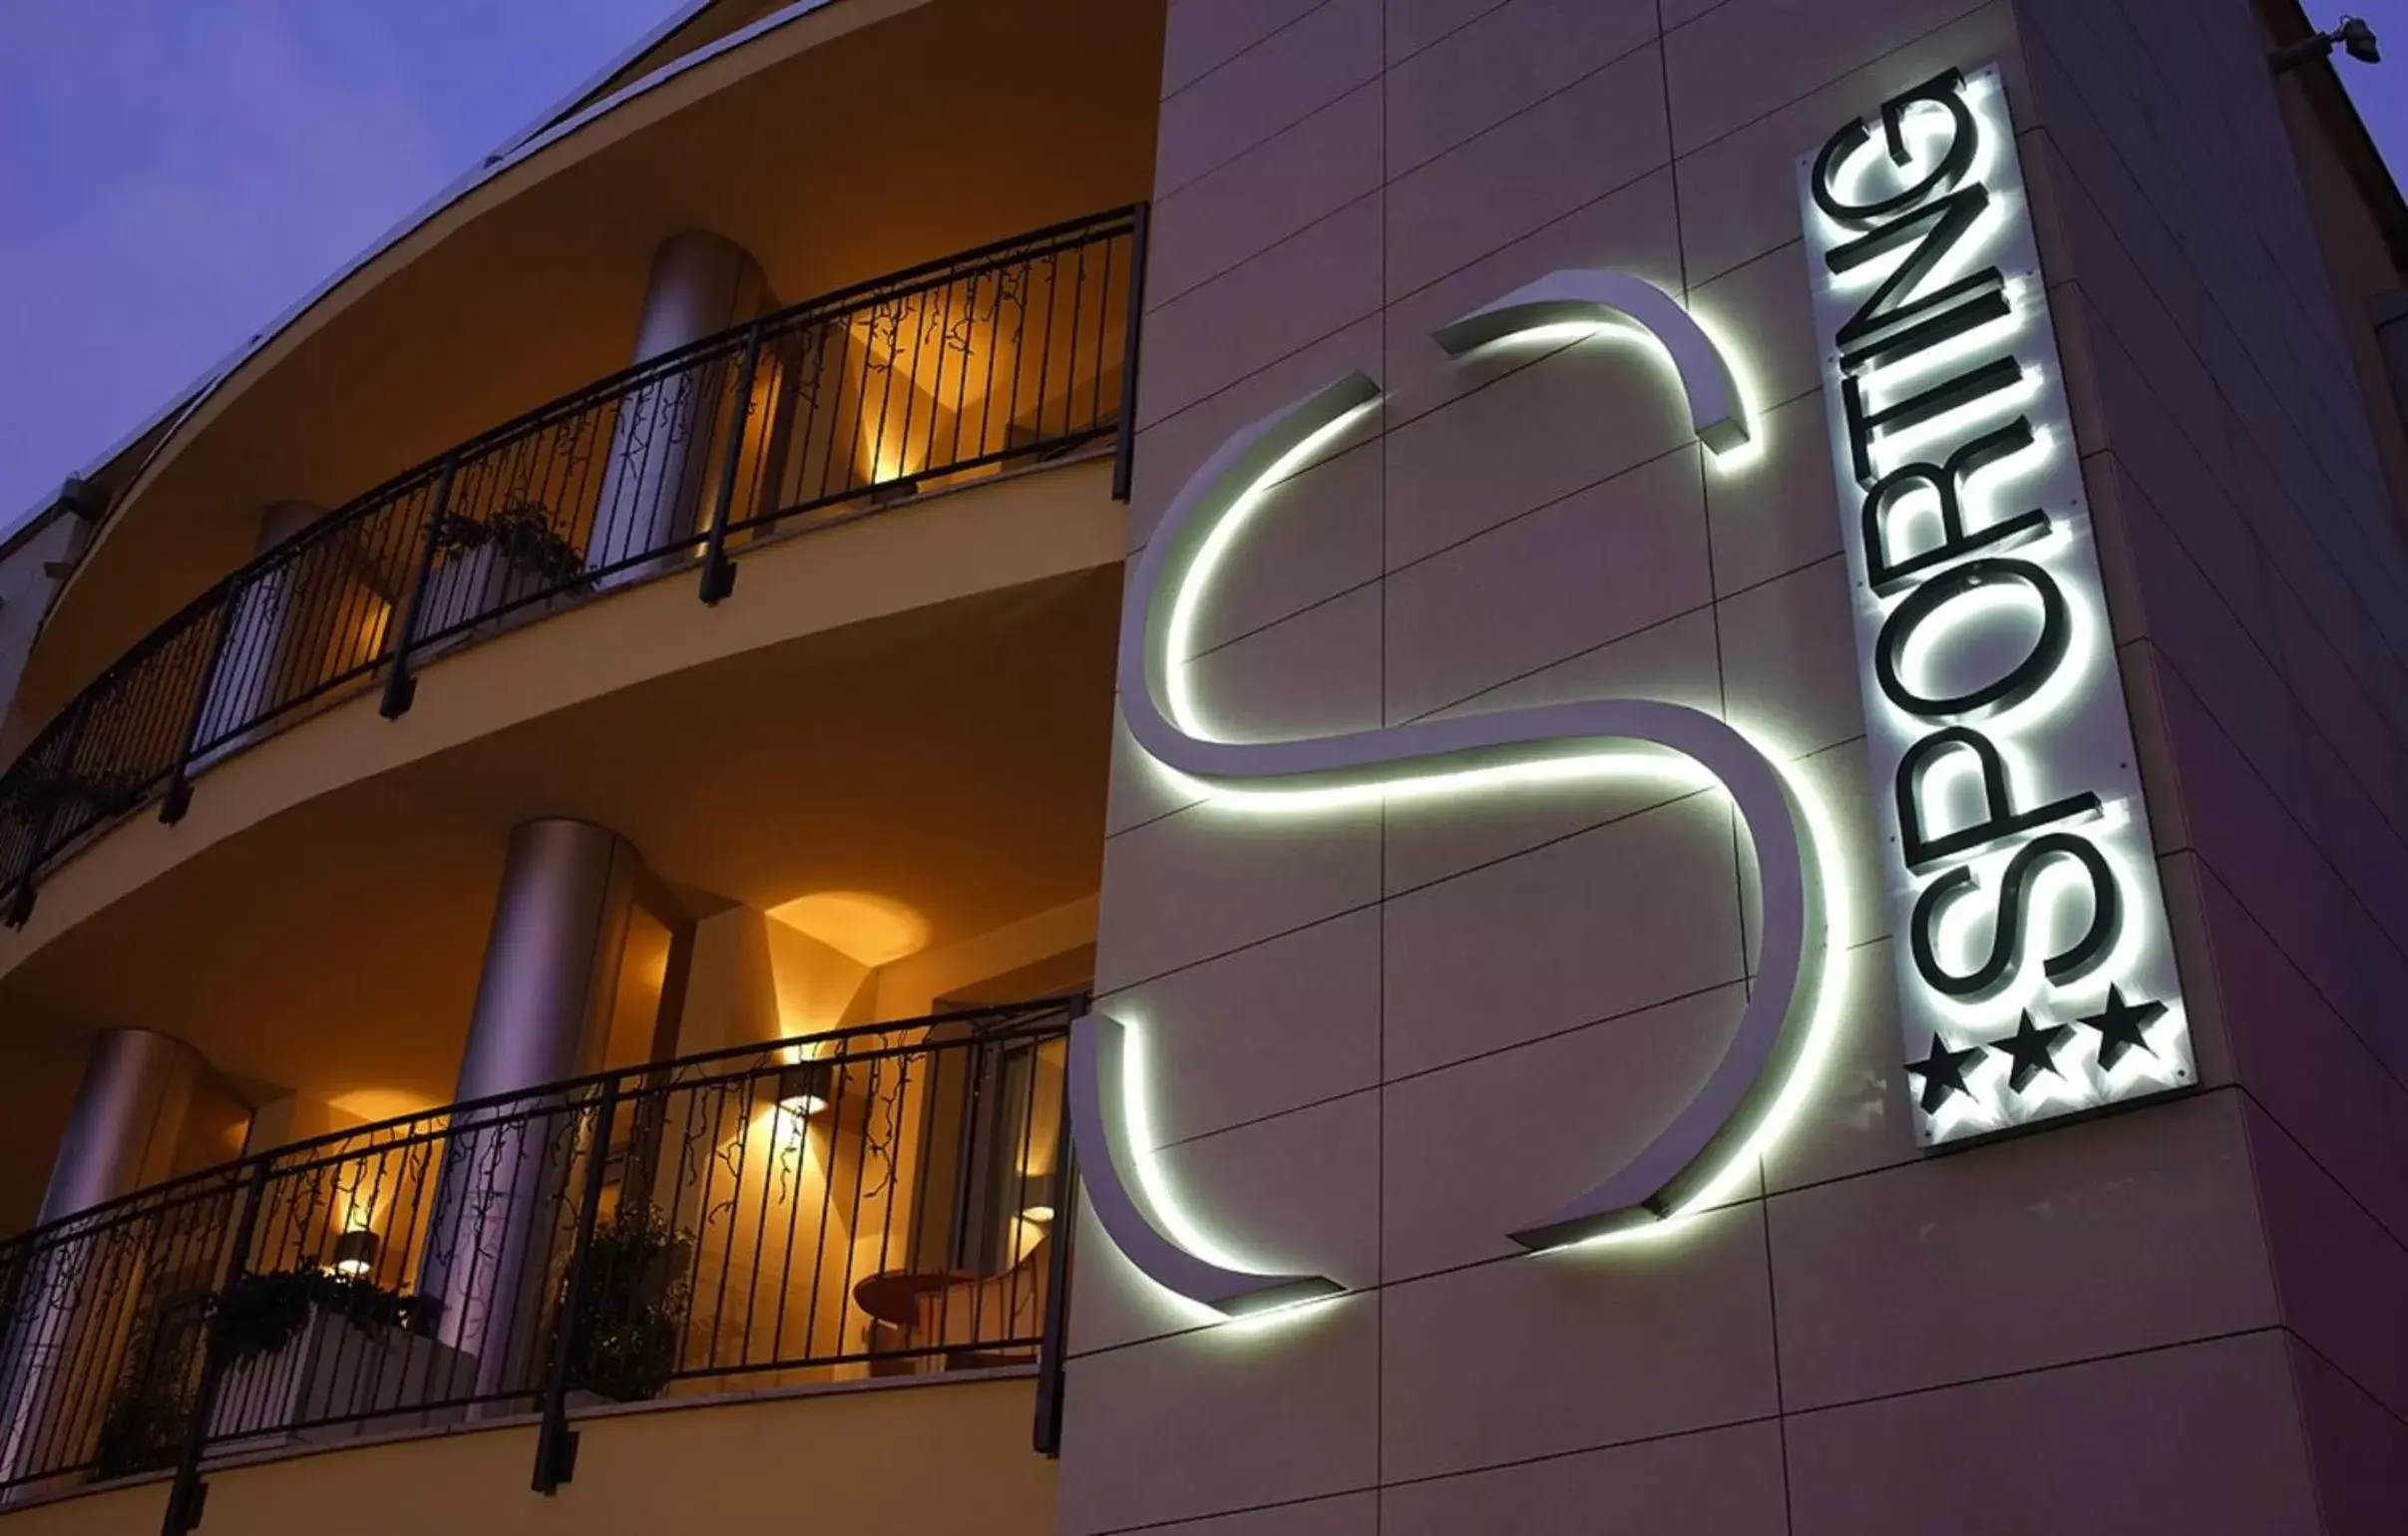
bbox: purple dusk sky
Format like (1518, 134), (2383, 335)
(2, 1), (2406, 534)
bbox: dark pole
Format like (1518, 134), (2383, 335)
(532, 1076), (619, 1495)
(159, 1160), (271, 1536)
(160, 580), (247, 826)
(1110, 205), (1151, 506)
(698, 323), (766, 606)
(1030, 1006), (1082, 1457)
(378, 458), (459, 721)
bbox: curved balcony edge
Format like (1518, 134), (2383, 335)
(0, 206), (1150, 926)
(0, 997), (1082, 1505)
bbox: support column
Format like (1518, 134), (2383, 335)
(34, 1030), (204, 1226)
(588, 231), (772, 581)
(0, 1030), (206, 1492)
(416, 819), (639, 1408)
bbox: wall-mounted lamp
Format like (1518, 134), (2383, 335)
(2271, 15), (2381, 72)
(330, 1229), (379, 1279)
(1019, 1168), (1060, 1225)
(777, 1060), (835, 1117)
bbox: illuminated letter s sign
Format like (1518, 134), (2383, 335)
(1070, 272), (1841, 1317)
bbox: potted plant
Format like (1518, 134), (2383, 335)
(90, 1294), (208, 1482)
(559, 1203), (692, 1403)
(92, 1375), (195, 1482)
(412, 497), (589, 650)
(211, 1268), (433, 1364)
(204, 1268), (443, 1446)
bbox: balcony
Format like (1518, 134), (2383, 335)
(0, 208), (1145, 923)
(0, 1001), (1076, 1513)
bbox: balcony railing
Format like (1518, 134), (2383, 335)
(0, 1000), (1077, 1524)
(0, 206), (1148, 923)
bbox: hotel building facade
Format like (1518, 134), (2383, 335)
(0, 0), (2402, 1531)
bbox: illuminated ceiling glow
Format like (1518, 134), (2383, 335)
(763, 891), (930, 967)
(1070, 271), (1845, 1317)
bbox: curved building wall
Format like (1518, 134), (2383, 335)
(16, 0), (1162, 745)
(1059, 0), (2408, 1531)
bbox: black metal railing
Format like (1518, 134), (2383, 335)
(0, 206), (1148, 922)
(0, 1001), (1076, 1524)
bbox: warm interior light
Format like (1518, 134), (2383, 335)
(325, 1088), (437, 1126)
(1019, 1168), (1061, 1226)
(777, 1059), (835, 1117)
(329, 1229), (379, 1279)
(765, 891), (931, 967)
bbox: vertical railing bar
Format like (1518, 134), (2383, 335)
(1028, 252), (1061, 451)
(698, 321), (764, 605)
(933, 277), (965, 474)
(837, 1057), (882, 1365)
(737, 1073), (780, 1371)
(751, 329), (799, 530)
(1030, 1049), (1078, 1457)
(1112, 207), (1151, 502)
(1086, 237), (1115, 432)
(797, 1056), (849, 1364)
(894, 296), (929, 489)
(766, 1065), (813, 1368)
(377, 460), (456, 721)
(158, 1157), (269, 1536)
(39, 1222), (117, 1478)
(159, 580), (244, 824)
(1057, 240), (1089, 447)
(4, 689), (95, 927)
(976, 268), (1005, 462)
(532, 1078), (616, 1495)
(1002, 1037), (1045, 1349)
(934, 1039), (992, 1357)
(865, 301), (904, 494)
(941, 277), (970, 469)
(700, 1073), (755, 1374)
(679, 1082), (727, 1374)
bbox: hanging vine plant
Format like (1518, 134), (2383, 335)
(559, 1203), (693, 1403)
(430, 497), (590, 589)
(92, 1375), (195, 1482)
(212, 1269), (435, 1364)
(1, 761), (149, 825)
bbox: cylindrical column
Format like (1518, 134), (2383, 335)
(588, 231), (772, 580)
(417, 819), (638, 1408)
(0, 1030), (206, 1492)
(36, 1030), (204, 1226)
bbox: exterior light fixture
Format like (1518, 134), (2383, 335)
(2270, 15), (2380, 72)
(776, 1060), (834, 1117)
(1069, 264), (1835, 1321)
(1020, 1169), (1060, 1225)
(330, 1229), (379, 1279)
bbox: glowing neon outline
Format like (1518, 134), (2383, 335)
(1800, 64), (2194, 1143)
(1070, 271), (1838, 1317)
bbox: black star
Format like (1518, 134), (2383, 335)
(2077, 985), (2167, 1071)
(1991, 1009), (2075, 1092)
(1905, 1033), (1985, 1114)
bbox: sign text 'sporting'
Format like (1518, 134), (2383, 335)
(1799, 66), (2192, 1144)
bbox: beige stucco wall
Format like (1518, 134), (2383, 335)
(0, 1375), (1052, 1536)
(1054, 0), (2408, 1532)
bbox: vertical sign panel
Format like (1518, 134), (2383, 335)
(1798, 65), (2193, 1145)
